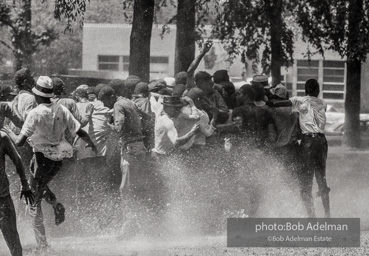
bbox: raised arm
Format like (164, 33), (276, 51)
(187, 41), (213, 88)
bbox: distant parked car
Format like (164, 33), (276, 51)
(325, 104), (369, 135)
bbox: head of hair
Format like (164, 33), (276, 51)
(213, 70), (230, 84)
(108, 79), (125, 96)
(52, 77), (65, 95)
(239, 84), (256, 102)
(124, 75), (141, 98)
(134, 82), (149, 97)
(97, 85), (115, 101)
(194, 71), (212, 85)
(73, 88), (88, 100)
(14, 68), (35, 90)
(175, 71), (188, 86)
(305, 79), (320, 96)
(95, 83), (108, 96)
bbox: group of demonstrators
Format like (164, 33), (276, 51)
(0, 42), (330, 255)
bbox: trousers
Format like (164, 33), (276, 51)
(29, 152), (63, 248)
(0, 195), (22, 256)
(298, 133), (330, 217)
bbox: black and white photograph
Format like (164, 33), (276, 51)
(0, 0), (369, 255)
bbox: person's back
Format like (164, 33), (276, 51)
(21, 101), (80, 160)
(291, 96), (326, 134)
(12, 90), (36, 122)
(114, 97), (144, 143)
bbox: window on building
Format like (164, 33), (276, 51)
(296, 60), (319, 96)
(150, 56), (169, 74)
(98, 55), (120, 71)
(122, 56), (130, 71)
(322, 61), (345, 100)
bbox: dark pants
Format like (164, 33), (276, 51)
(29, 152), (63, 248)
(0, 196), (22, 256)
(298, 133), (330, 217)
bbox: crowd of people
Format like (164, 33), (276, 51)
(0, 42), (331, 256)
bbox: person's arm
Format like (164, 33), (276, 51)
(214, 123), (239, 133)
(187, 40), (213, 88)
(78, 103), (94, 127)
(166, 120), (199, 148)
(76, 128), (97, 153)
(2, 103), (23, 128)
(2, 134), (34, 205)
(2, 110), (36, 146)
(113, 103), (125, 134)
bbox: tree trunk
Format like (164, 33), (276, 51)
(268, 0), (283, 86)
(174, 0), (196, 75)
(13, 0), (33, 72)
(343, 0), (362, 148)
(129, 0), (155, 82)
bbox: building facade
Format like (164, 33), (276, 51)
(75, 23), (369, 111)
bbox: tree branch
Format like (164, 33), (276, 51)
(0, 40), (13, 51)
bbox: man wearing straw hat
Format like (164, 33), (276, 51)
(4, 76), (96, 252)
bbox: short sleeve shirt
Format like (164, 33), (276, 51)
(21, 102), (81, 161)
(290, 96), (327, 134)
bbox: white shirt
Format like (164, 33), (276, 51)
(21, 102), (81, 161)
(290, 96), (327, 134)
(152, 113), (177, 155)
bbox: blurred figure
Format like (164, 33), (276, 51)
(251, 74), (272, 101)
(52, 77), (93, 128)
(11, 68), (37, 123)
(132, 82), (154, 149)
(0, 131), (34, 256)
(3, 76), (96, 252)
(124, 75), (141, 99)
(194, 71), (229, 124)
(0, 83), (23, 128)
(269, 79), (330, 218)
(87, 87), (97, 102)
(213, 70), (236, 109)
(151, 96), (199, 159)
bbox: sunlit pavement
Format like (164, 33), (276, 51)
(1, 146), (369, 255)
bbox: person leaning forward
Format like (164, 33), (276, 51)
(151, 96), (200, 159)
(3, 76), (96, 252)
(268, 79), (330, 218)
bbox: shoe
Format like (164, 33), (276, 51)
(54, 203), (65, 226)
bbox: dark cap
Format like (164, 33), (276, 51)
(252, 74), (268, 83)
